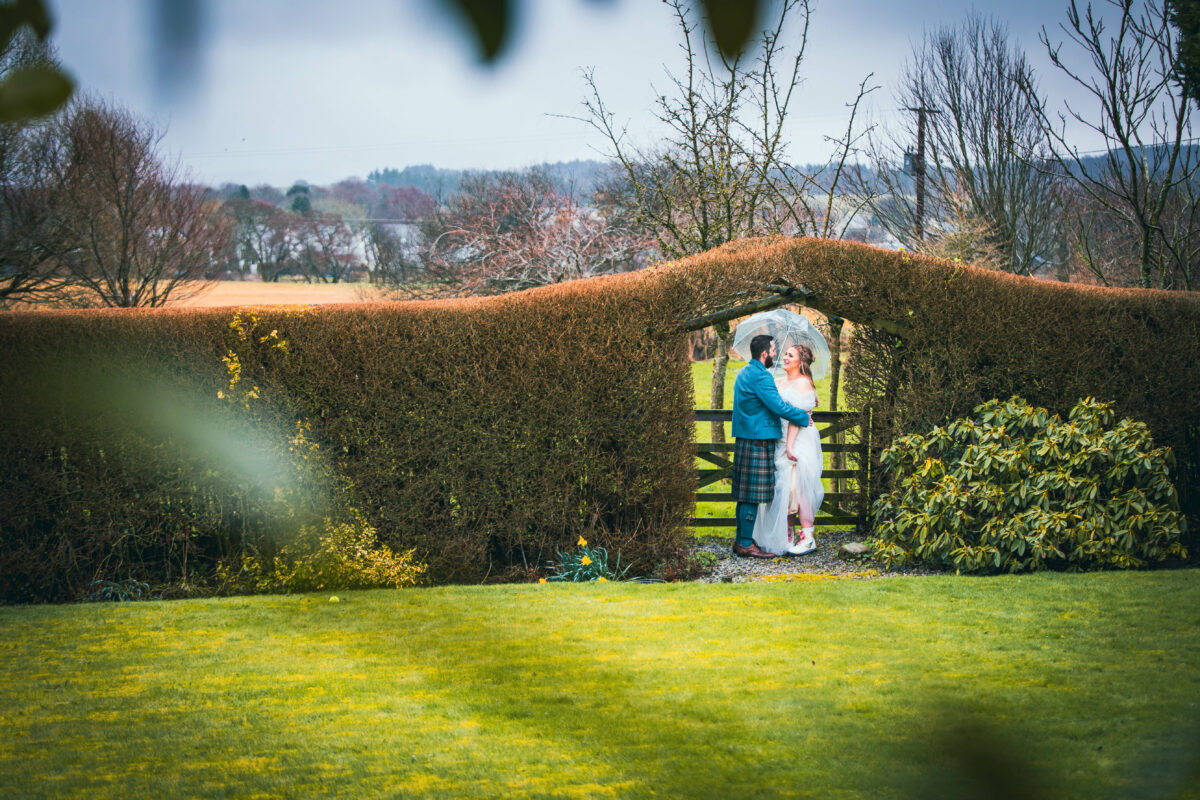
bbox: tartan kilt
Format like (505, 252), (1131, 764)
(731, 438), (776, 504)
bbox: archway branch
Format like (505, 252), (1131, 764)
(682, 283), (909, 338)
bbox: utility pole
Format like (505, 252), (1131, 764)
(903, 106), (940, 242)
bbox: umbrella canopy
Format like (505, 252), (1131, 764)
(729, 308), (831, 381)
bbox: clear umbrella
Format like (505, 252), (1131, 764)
(729, 308), (831, 380)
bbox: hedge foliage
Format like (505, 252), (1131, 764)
(871, 397), (1187, 572)
(0, 277), (697, 602)
(2, 236), (1198, 601)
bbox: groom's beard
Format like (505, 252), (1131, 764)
(763, 355), (775, 368)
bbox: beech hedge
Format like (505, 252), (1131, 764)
(0, 278), (698, 602)
(2, 237), (1197, 602)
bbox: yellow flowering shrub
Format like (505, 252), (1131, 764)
(238, 514), (426, 593)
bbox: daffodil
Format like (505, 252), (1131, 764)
(538, 578), (547, 584)
(597, 577), (607, 583)
(581, 555), (592, 566)
(577, 536), (588, 547)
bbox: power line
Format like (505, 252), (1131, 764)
(1062, 136), (1200, 157)
(338, 218), (420, 224)
(182, 132), (592, 160)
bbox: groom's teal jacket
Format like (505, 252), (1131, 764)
(731, 359), (811, 439)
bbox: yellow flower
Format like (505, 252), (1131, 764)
(597, 577), (607, 583)
(538, 578), (547, 584)
(581, 555), (592, 566)
(577, 536), (588, 547)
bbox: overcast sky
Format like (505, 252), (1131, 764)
(48, 0), (1103, 188)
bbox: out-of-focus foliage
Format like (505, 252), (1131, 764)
(0, 0), (73, 124)
(442, 0), (767, 62)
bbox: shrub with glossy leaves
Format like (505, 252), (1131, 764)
(871, 397), (1187, 572)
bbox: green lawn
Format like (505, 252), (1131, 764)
(3, 572), (1199, 798)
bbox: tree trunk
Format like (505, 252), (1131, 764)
(827, 316), (844, 495)
(1140, 225), (1154, 289)
(709, 321), (732, 444)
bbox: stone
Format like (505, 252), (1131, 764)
(840, 541), (870, 558)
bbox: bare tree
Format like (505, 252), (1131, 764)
(0, 30), (72, 306)
(861, 13), (1065, 276)
(373, 185), (435, 221)
(225, 198), (302, 282)
(1022, 0), (1200, 289)
(914, 186), (1011, 270)
(365, 221), (420, 285)
(572, 0), (874, 440)
(0, 1), (73, 125)
(418, 169), (649, 294)
(362, 186), (434, 286)
(578, 0), (799, 256)
(294, 212), (357, 283)
(217, 191), (256, 278)
(0, 112), (70, 306)
(47, 98), (228, 307)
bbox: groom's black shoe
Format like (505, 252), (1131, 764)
(732, 543), (774, 559)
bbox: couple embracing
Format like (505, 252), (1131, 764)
(731, 334), (825, 559)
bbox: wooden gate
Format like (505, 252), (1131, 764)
(692, 408), (868, 528)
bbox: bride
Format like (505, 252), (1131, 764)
(753, 344), (824, 556)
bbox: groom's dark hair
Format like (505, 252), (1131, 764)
(749, 334), (774, 361)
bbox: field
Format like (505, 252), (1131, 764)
(2, 572), (1198, 798)
(179, 279), (381, 308)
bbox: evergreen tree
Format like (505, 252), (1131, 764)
(1170, 0), (1200, 106)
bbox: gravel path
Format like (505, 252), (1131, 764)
(691, 529), (940, 583)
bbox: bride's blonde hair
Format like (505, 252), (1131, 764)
(789, 344), (814, 380)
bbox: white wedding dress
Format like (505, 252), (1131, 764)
(753, 386), (824, 555)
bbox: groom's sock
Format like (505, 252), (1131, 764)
(735, 502), (758, 547)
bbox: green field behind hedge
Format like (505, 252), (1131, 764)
(2, 571), (1198, 799)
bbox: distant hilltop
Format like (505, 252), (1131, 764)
(366, 160), (614, 200)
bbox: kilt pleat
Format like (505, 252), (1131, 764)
(731, 438), (776, 504)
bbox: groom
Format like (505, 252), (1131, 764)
(730, 334), (811, 558)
